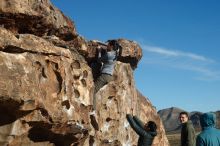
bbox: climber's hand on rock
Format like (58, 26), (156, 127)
(82, 128), (88, 134)
(126, 114), (132, 119)
(97, 46), (102, 50)
(131, 108), (134, 115)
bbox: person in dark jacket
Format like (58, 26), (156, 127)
(179, 111), (196, 146)
(126, 114), (157, 146)
(196, 112), (220, 146)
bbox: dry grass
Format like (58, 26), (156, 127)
(166, 133), (181, 146)
(167, 131), (203, 146)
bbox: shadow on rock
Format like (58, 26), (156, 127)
(28, 122), (89, 146)
(0, 98), (32, 126)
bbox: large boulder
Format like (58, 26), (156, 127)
(0, 27), (169, 145)
(0, 0), (143, 68)
(0, 0), (169, 145)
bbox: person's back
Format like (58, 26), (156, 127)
(196, 113), (220, 146)
(137, 133), (155, 146)
(99, 50), (116, 75)
(126, 114), (157, 146)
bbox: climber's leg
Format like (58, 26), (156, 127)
(93, 74), (113, 110)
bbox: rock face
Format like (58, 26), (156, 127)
(0, 0), (76, 39)
(0, 0), (169, 146)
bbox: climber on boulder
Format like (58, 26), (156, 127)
(92, 40), (121, 110)
(126, 114), (157, 146)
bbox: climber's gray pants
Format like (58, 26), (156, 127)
(93, 73), (113, 110)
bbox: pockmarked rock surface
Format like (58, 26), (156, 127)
(0, 0), (169, 146)
(0, 27), (94, 146)
(0, 0), (76, 39)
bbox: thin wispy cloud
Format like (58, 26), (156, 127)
(140, 44), (220, 81)
(142, 45), (214, 62)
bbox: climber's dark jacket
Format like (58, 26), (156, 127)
(126, 114), (157, 146)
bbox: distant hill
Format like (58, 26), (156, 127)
(158, 107), (220, 133)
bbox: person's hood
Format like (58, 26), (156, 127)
(200, 113), (216, 129)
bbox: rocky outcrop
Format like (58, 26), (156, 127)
(0, 27), (94, 146)
(0, 0), (76, 39)
(0, 0), (142, 69)
(158, 107), (184, 133)
(0, 0), (169, 146)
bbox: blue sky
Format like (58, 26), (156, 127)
(51, 0), (220, 112)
